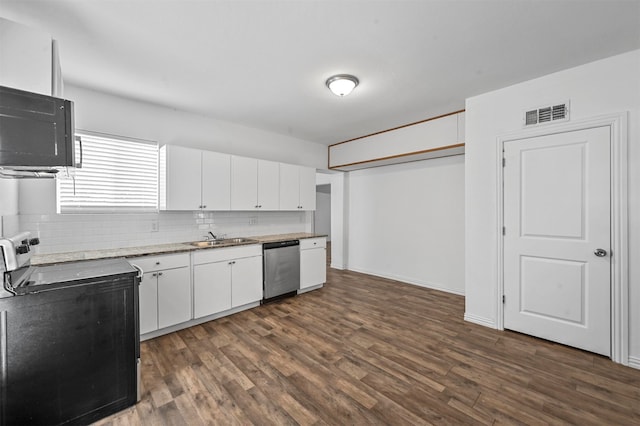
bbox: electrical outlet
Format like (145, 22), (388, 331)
(151, 220), (159, 232)
(249, 217), (257, 225)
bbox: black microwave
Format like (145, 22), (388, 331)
(0, 85), (78, 175)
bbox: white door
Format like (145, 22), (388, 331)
(164, 145), (202, 210)
(138, 273), (158, 334)
(157, 267), (192, 329)
(231, 156), (258, 210)
(298, 166), (317, 210)
(279, 163), (300, 210)
(503, 126), (611, 356)
(257, 160), (280, 210)
(193, 261), (232, 318)
(202, 151), (231, 210)
(231, 256), (263, 308)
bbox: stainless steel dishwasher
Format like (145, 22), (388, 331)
(263, 240), (300, 301)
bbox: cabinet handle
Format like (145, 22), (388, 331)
(255, 205), (259, 209)
(202, 205), (207, 209)
(155, 262), (160, 265)
(152, 272), (157, 277)
(158, 272), (163, 276)
(258, 205), (262, 208)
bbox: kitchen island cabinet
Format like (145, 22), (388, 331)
(129, 253), (191, 335)
(192, 245), (262, 318)
(299, 237), (326, 292)
(160, 145), (231, 211)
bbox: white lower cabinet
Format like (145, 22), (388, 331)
(130, 253), (191, 335)
(192, 245), (262, 319)
(300, 237), (327, 290)
(231, 256), (263, 307)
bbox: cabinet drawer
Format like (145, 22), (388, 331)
(300, 237), (326, 250)
(129, 253), (190, 273)
(192, 244), (262, 265)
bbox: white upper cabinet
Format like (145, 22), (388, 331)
(257, 160), (280, 210)
(231, 156), (279, 210)
(298, 166), (316, 211)
(280, 163), (316, 210)
(160, 145), (231, 211)
(328, 110), (465, 171)
(231, 156), (257, 210)
(161, 144), (312, 211)
(0, 18), (62, 96)
(202, 150), (232, 210)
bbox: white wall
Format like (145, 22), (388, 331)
(464, 50), (640, 364)
(316, 171), (346, 269)
(20, 210), (307, 255)
(0, 179), (19, 237)
(315, 187), (331, 241)
(14, 83), (327, 251)
(346, 156), (465, 295)
(65, 84), (326, 169)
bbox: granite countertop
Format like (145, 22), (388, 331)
(31, 232), (327, 266)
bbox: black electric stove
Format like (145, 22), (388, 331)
(0, 232), (141, 425)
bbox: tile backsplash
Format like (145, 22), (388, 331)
(14, 210), (311, 255)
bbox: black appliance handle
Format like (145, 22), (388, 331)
(263, 240), (300, 250)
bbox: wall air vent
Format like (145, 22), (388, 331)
(523, 101), (569, 127)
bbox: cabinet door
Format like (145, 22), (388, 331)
(279, 163), (300, 210)
(0, 18), (52, 95)
(298, 166), (317, 210)
(231, 156), (258, 210)
(202, 151), (231, 210)
(231, 256), (263, 308)
(193, 261), (232, 318)
(138, 273), (158, 334)
(162, 145), (202, 210)
(300, 248), (326, 289)
(257, 160), (280, 210)
(157, 267), (191, 329)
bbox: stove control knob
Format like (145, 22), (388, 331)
(16, 245), (30, 254)
(29, 238), (40, 246)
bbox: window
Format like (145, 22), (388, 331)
(57, 132), (159, 213)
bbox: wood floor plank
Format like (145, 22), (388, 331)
(94, 266), (640, 425)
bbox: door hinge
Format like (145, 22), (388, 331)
(502, 157), (506, 167)
(502, 295), (505, 304)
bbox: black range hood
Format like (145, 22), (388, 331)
(0, 85), (79, 178)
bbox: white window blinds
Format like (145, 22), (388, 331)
(57, 132), (159, 213)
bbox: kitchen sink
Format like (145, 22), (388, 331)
(190, 238), (258, 248)
(190, 241), (226, 247)
(225, 238), (258, 243)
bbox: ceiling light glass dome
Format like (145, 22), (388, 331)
(326, 74), (359, 97)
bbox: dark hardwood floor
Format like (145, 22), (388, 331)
(96, 266), (640, 425)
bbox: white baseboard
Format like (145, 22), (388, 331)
(628, 356), (640, 370)
(346, 266), (465, 296)
(464, 312), (497, 329)
(330, 262), (345, 270)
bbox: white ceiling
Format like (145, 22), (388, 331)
(2, 1), (639, 145)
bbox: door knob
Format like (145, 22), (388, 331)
(594, 248), (608, 257)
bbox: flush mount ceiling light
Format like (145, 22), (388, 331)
(326, 74), (359, 97)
